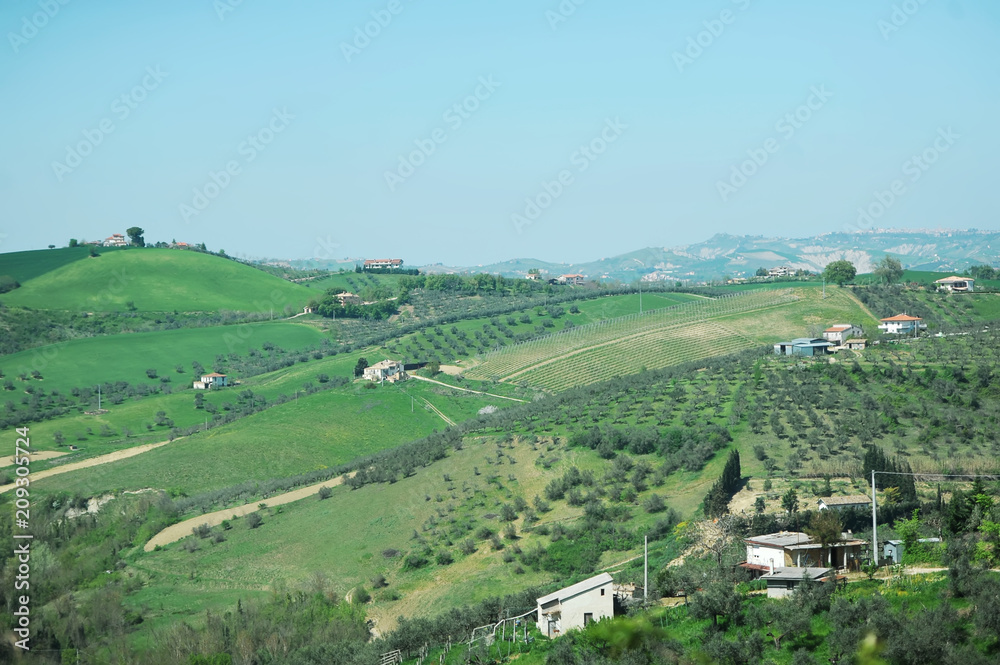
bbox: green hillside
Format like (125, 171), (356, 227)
(0, 248), (314, 312)
(467, 286), (875, 389)
(38, 380), (508, 496)
(0, 246), (129, 283)
(0, 321), (325, 395)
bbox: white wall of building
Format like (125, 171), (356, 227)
(537, 582), (614, 637)
(746, 543), (786, 570)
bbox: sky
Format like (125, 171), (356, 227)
(1, 0), (998, 266)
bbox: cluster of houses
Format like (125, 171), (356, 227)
(522, 271), (587, 285)
(775, 311), (937, 356)
(535, 499), (876, 636)
(774, 322), (866, 356)
(363, 258), (404, 270)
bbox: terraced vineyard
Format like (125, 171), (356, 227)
(514, 320), (756, 391)
(466, 289), (798, 386)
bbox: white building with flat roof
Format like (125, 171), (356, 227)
(536, 573), (614, 638)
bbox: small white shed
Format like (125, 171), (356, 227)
(536, 573), (614, 638)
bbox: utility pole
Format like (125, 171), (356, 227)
(639, 280), (643, 315)
(644, 535), (648, 601)
(97, 385), (102, 411)
(871, 469), (879, 565)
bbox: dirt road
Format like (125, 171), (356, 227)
(0, 439), (175, 494)
(408, 375), (527, 402)
(143, 472), (356, 551)
(1, 450), (67, 468)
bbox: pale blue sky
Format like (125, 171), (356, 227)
(1, 0), (997, 265)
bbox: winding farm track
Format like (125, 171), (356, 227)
(0, 439), (176, 494)
(407, 375), (528, 402)
(143, 472), (356, 551)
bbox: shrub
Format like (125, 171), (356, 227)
(460, 539), (477, 555)
(403, 554), (429, 570)
(246, 512), (263, 529)
(371, 574), (388, 589)
(352, 586), (371, 604)
(436, 550), (454, 565)
(318, 486), (332, 500)
(643, 493), (667, 514)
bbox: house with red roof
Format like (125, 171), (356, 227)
(193, 372), (228, 390)
(103, 233), (128, 247)
(822, 323), (863, 344)
(878, 314), (926, 335)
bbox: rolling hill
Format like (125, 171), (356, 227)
(0, 248), (314, 312)
(415, 229), (1000, 283)
(0, 245), (128, 284)
(466, 286), (876, 390)
(0, 321), (325, 397)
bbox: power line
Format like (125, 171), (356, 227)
(872, 470), (999, 480)
(870, 469), (998, 564)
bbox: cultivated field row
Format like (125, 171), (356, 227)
(514, 321), (757, 391)
(466, 289), (797, 382)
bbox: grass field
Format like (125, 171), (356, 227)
(0, 321), (326, 397)
(125, 425), (726, 639)
(384, 292), (700, 365)
(466, 287), (872, 390)
(128, 438), (607, 633)
(36, 379), (510, 497)
(305, 271), (405, 293)
(852, 269), (1000, 290)
(0, 246), (126, 283)
(1, 248), (314, 312)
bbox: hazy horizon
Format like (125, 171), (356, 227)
(3, 1), (999, 265)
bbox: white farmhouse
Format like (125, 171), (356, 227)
(822, 324), (863, 344)
(934, 276), (974, 292)
(536, 573), (614, 638)
(193, 372), (228, 390)
(878, 314), (926, 335)
(362, 360), (407, 383)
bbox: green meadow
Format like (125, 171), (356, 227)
(1, 248), (314, 312)
(131, 438), (602, 631)
(0, 321), (326, 396)
(38, 380), (506, 497)
(0, 245), (126, 283)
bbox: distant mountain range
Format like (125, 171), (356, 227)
(280, 229), (1000, 284)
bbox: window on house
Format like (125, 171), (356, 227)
(584, 613), (593, 626)
(600, 589), (605, 596)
